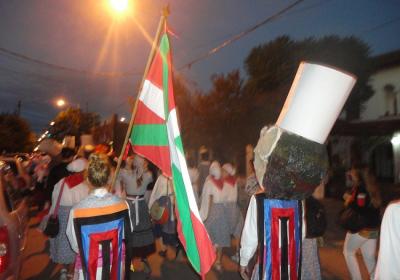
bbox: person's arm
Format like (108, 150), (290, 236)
(66, 209), (79, 253)
(15, 157), (31, 188)
(199, 180), (211, 221)
(48, 179), (62, 215)
(240, 195), (258, 279)
(143, 172), (153, 188)
(148, 176), (163, 209)
(113, 171), (125, 198)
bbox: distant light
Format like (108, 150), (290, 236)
(120, 117), (126, 122)
(109, 0), (129, 13)
(391, 133), (400, 146)
(34, 146), (39, 152)
(44, 131), (49, 135)
(56, 99), (66, 107)
(50, 121), (55, 126)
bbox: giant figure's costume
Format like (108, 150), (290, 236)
(240, 62), (356, 280)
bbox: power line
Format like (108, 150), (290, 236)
(360, 15), (400, 35)
(176, 0), (330, 68)
(0, 47), (142, 77)
(178, 0), (305, 70)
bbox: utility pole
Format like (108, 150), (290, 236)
(15, 100), (21, 116)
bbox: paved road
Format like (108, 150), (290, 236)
(20, 198), (382, 280)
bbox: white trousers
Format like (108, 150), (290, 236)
(343, 232), (377, 280)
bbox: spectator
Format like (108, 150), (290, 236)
(342, 165), (381, 280)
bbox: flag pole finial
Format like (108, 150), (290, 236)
(162, 4), (170, 17)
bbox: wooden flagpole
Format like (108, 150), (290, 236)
(111, 6), (170, 188)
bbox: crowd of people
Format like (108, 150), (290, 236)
(2, 139), (400, 280)
(22, 142), (261, 279)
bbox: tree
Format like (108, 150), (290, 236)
(0, 113), (34, 153)
(178, 35), (374, 169)
(245, 35), (374, 121)
(50, 107), (100, 142)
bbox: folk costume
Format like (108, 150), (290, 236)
(200, 162), (242, 248)
(66, 187), (131, 280)
(118, 155), (154, 257)
(149, 174), (178, 247)
(49, 158), (89, 264)
(240, 62), (356, 280)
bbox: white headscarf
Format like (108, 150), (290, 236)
(67, 158), (88, 173)
(209, 161), (221, 179)
(222, 163), (236, 176)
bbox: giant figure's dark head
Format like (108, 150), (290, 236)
(254, 62), (356, 200)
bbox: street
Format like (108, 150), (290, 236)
(20, 198), (372, 280)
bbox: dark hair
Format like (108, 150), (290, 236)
(200, 151), (209, 161)
(61, 148), (75, 159)
(187, 157), (196, 168)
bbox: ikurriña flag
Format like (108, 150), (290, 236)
(130, 31), (216, 277)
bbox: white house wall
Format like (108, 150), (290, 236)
(362, 66), (400, 120)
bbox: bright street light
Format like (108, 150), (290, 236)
(392, 133), (400, 146)
(120, 117), (126, 122)
(56, 99), (66, 107)
(109, 0), (129, 13)
(50, 121), (55, 126)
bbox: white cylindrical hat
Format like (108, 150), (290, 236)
(276, 62), (356, 144)
(67, 158), (88, 173)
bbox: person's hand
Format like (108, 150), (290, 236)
(239, 265), (250, 280)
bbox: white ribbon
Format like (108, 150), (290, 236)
(126, 196), (145, 226)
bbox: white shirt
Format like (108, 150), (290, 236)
(199, 177), (238, 221)
(118, 168), (153, 196)
(240, 195), (259, 267)
(188, 167), (199, 194)
(49, 176), (89, 215)
(223, 180), (238, 203)
(240, 195), (306, 268)
(148, 175), (174, 209)
(375, 200), (400, 279)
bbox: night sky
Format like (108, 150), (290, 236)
(0, 0), (399, 133)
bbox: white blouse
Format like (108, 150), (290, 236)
(118, 168), (153, 196)
(375, 201), (400, 279)
(199, 177), (238, 221)
(240, 195), (259, 267)
(49, 177), (89, 215)
(148, 175), (174, 209)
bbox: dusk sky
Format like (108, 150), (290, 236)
(0, 0), (399, 133)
